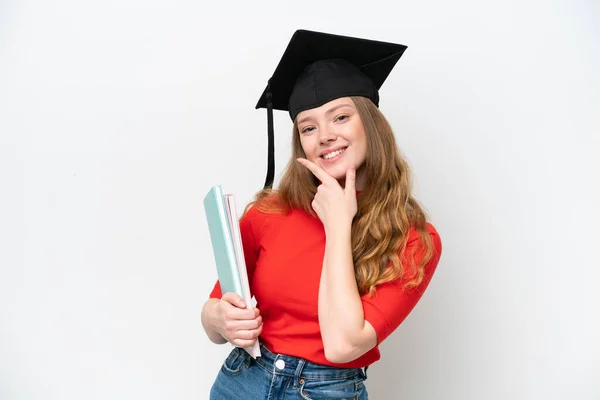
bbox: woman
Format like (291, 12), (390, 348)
(201, 29), (442, 399)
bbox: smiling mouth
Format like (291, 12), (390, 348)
(321, 147), (348, 160)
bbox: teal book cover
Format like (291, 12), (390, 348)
(202, 185), (243, 297)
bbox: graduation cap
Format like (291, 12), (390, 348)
(256, 29), (407, 189)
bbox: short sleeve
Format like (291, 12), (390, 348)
(209, 205), (261, 299)
(361, 223), (442, 344)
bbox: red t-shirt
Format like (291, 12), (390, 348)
(209, 201), (442, 368)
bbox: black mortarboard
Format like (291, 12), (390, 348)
(256, 29), (407, 189)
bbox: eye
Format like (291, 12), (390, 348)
(335, 115), (349, 122)
(301, 126), (315, 134)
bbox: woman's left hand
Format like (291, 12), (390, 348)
(296, 158), (357, 230)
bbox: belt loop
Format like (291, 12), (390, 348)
(363, 365), (369, 379)
(293, 359), (307, 388)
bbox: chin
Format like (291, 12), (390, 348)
(321, 163), (350, 180)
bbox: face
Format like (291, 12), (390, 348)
(296, 97), (367, 189)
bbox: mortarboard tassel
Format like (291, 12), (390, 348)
(264, 79), (275, 189)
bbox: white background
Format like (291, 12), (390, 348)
(1, 0), (599, 399)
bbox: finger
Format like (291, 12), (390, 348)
(230, 325), (262, 345)
(221, 292), (247, 309)
(296, 158), (335, 184)
(235, 329), (261, 341)
(225, 316), (262, 332)
(235, 315), (262, 329)
(231, 323), (262, 347)
(345, 165), (356, 193)
(223, 305), (259, 321)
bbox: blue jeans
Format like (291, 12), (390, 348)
(210, 343), (369, 399)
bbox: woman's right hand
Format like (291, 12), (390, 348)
(214, 293), (262, 348)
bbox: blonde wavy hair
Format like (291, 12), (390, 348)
(244, 96), (436, 296)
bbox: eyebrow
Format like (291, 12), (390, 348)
(297, 104), (355, 125)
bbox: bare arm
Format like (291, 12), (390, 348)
(318, 222), (377, 363)
(295, 158), (377, 364)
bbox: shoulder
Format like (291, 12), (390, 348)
(406, 222), (442, 258)
(240, 192), (296, 234)
(243, 192), (286, 219)
(407, 222), (440, 242)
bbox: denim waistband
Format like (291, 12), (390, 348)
(253, 343), (368, 381)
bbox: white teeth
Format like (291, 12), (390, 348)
(322, 148), (346, 159)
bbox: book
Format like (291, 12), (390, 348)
(203, 185), (261, 358)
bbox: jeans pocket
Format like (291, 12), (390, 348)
(221, 347), (250, 377)
(299, 376), (363, 400)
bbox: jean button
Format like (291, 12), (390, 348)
(275, 359), (286, 370)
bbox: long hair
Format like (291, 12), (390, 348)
(246, 96), (435, 296)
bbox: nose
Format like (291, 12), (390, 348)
(319, 129), (337, 145)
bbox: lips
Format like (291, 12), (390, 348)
(320, 146), (348, 159)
